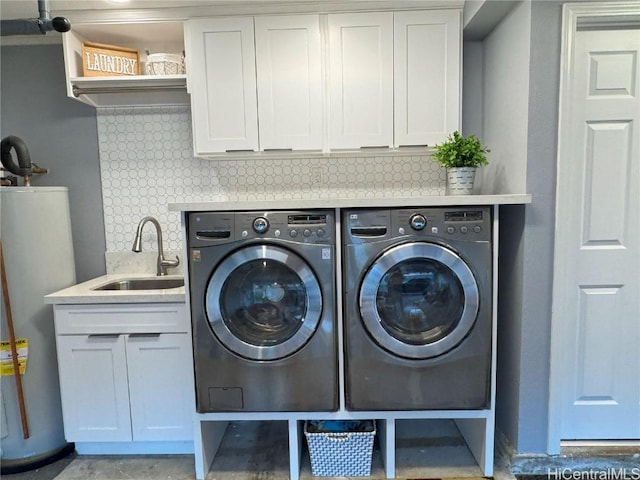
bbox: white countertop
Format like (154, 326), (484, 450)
(44, 273), (186, 304)
(169, 194), (531, 212)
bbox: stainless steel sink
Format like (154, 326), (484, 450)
(93, 277), (184, 291)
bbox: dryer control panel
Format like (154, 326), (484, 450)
(392, 207), (491, 242)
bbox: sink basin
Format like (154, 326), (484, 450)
(93, 278), (184, 291)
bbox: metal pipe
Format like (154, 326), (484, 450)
(0, 0), (70, 36)
(38, 0), (51, 21)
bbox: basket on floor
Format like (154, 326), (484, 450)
(304, 420), (376, 477)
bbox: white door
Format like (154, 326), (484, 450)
(186, 17), (259, 154)
(127, 334), (194, 441)
(56, 335), (132, 442)
(254, 15), (323, 151)
(394, 10), (461, 147)
(328, 12), (393, 149)
(554, 26), (640, 439)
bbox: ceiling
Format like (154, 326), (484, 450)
(0, 0), (508, 45)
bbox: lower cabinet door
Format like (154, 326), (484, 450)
(126, 333), (194, 441)
(56, 334), (132, 442)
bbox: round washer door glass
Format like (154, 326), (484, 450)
(205, 245), (323, 361)
(359, 242), (479, 359)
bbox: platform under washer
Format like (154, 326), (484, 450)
(188, 210), (337, 412)
(342, 207), (493, 411)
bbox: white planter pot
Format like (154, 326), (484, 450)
(446, 167), (477, 195)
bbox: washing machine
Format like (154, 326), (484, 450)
(342, 207), (492, 410)
(188, 210), (337, 412)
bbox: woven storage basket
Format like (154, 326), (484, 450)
(145, 53), (185, 75)
(304, 420), (376, 477)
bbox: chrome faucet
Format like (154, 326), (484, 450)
(132, 216), (179, 276)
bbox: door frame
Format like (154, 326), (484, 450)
(548, 0), (640, 455)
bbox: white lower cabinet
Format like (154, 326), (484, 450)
(57, 334), (131, 442)
(127, 333), (193, 441)
(53, 303), (194, 448)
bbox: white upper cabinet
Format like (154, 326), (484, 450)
(328, 12), (394, 149)
(185, 8), (461, 156)
(187, 14), (323, 155)
(254, 15), (323, 151)
(394, 10), (461, 147)
(186, 17), (259, 154)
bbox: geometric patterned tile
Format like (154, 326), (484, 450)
(97, 106), (446, 252)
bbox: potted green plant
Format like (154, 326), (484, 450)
(432, 131), (490, 195)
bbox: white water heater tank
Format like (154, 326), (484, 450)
(0, 186), (76, 470)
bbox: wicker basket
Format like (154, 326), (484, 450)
(145, 53), (185, 75)
(304, 420), (376, 477)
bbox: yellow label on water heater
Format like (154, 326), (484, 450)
(0, 338), (28, 376)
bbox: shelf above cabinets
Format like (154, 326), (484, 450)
(62, 21), (188, 107)
(68, 74), (188, 107)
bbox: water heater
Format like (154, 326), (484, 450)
(1, 186), (76, 471)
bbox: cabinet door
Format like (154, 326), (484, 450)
(394, 10), (461, 147)
(187, 17), (259, 154)
(56, 335), (131, 442)
(255, 15), (323, 151)
(328, 12), (393, 149)
(126, 333), (194, 441)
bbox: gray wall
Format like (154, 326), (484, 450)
(1, 44), (106, 282)
(491, 0), (564, 454)
(480, 1), (530, 196)
(516, 0), (562, 453)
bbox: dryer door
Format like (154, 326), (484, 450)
(205, 244), (322, 361)
(359, 242), (479, 359)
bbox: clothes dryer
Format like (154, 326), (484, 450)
(342, 207), (492, 410)
(188, 210), (337, 412)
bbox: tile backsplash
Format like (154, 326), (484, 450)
(97, 106), (446, 252)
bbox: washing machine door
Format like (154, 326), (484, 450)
(205, 244), (322, 361)
(359, 242), (479, 359)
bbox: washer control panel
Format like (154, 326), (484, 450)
(239, 211), (333, 244)
(189, 211), (334, 246)
(392, 207), (491, 242)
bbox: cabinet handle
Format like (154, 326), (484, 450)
(87, 334), (119, 339)
(398, 144), (429, 148)
(263, 148), (293, 152)
(360, 145), (390, 149)
(128, 333), (162, 338)
(225, 149), (255, 153)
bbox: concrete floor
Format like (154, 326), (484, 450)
(3, 420), (638, 480)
